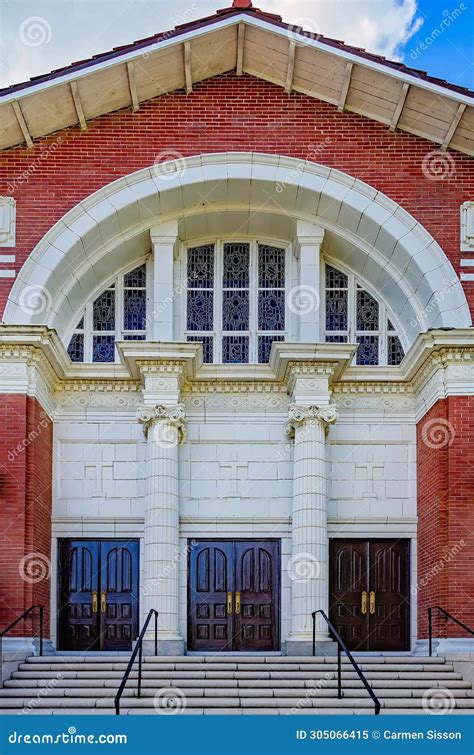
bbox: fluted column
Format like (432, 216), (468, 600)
(137, 403), (185, 654)
(286, 403), (337, 653)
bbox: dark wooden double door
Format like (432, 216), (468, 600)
(329, 539), (410, 652)
(58, 539), (139, 651)
(188, 540), (280, 652)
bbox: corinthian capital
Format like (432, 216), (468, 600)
(137, 403), (186, 443)
(287, 403), (338, 438)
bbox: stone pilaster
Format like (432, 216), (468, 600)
(286, 401), (338, 656)
(137, 402), (186, 655)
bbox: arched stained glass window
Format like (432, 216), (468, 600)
(324, 262), (405, 366)
(67, 264), (147, 363)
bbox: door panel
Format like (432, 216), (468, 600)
(234, 541), (280, 652)
(188, 542), (234, 651)
(188, 540), (280, 652)
(329, 541), (369, 650)
(369, 541), (410, 651)
(100, 541), (139, 651)
(58, 539), (139, 652)
(329, 539), (410, 652)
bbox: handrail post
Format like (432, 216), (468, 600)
(38, 606), (44, 657)
(337, 643), (342, 698)
(154, 611), (158, 657)
(138, 641), (143, 699)
(312, 612), (316, 657)
(428, 607), (432, 657)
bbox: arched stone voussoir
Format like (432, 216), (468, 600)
(3, 152), (471, 341)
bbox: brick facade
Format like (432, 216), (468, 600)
(0, 73), (473, 316)
(0, 395), (52, 635)
(417, 396), (474, 639)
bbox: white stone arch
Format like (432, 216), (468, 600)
(4, 152), (471, 344)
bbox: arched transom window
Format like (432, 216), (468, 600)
(67, 263), (147, 362)
(66, 250), (405, 367)
(323, 262), (405, 366)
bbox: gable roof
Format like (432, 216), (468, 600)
(1, 0), (473, 153)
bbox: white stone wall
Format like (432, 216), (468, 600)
(51, 392), (418, 648)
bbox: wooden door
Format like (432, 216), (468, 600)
(58, 539), (139, 651)
(188, 541), (234, 651)
(188, 540), (280, 652)
(234, 541), (280, 652)
(368, 540), (410, 651)
(329, 539), (410, 652)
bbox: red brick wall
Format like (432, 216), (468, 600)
(0, 395), (52, 636)
(0, 73), (473, 317)
(417, 396), (474, 639)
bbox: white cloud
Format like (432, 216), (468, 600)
(1, 0), (424, 89)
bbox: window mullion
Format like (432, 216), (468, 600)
(215, 240), (222, 363)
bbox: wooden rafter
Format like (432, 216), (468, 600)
(70, 81), (87, 130)
(441, 103), (466, 150)
(285, 41), (296, 94)
(389, 82), (409, 132)
(236, 22), (245, 75)
(184, 42), (192, 94)
(337, 62), (353, 112)
(126, 61), (140, 111)
(12, 100), (33, 147)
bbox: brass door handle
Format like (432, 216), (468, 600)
(369, 591), (376, 615)
(92, 591), (98, 613)
(235, 592), (241, 615)
(227, 592), (233, 615)
(361, 591), (367, 615)
(100, 591), (107, 613)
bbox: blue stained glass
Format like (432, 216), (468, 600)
(124, 289), (146, 331)
(325, 335), (348, 343)
(223, 243), (250, 287)
(93, 335), (115, 363)
(222, 291), (249, 331)
(326, 289), (348, 331)
(123, 334), (146, 341)
(124, 264), (146, 288)
(67, 333), (84, 362)
(258, 335), (284, 363)
(187, 336), (214, 363)
(356, 336), (379, 366)
(93, 289), (115, 332)
(326, 265), (348, 288)
(258, 245), (285, 288)
(258, 290), (285, 331)
(388, 335), (405, 365)
(187, 290), (214, 331)
(187, 245), (214, 288)
(223, 336), (249, 363)
(356, 289), (379, 331)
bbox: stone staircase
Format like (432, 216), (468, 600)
(1, 655), (473, 715)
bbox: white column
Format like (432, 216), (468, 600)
(294, 221), (324, 342)
(137, 403), (185, 653)
(150, 221), (178, 341)
(286, 403), (337, 651)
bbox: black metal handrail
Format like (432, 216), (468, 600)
(0, 605), (44, 656)
(312, 609), (380, 715)
(114, 609), (158, 715)
(428, 606), (474, 657)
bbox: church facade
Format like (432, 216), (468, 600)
(0, 1), (473, 658)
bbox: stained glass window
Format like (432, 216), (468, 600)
(356, 335), (379, 366)
(67, 263), (147, 363)
(258, 335), (284, 364)
(185, 241), (287, 363)
(67, 333), (84, 362)
(187, 335), (214, 363)
(324, 262), (405, 366)
(223, 336), (249, 364)
(388, 335), (405, 365)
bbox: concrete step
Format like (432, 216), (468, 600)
(3, 707), (472, 716)
(22, 655), (449, 665)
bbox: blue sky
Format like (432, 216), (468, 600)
(1, 0), (473, 90)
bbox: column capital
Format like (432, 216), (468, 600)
(137, 402), (186, 442)
(286, 402), (338, 437)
